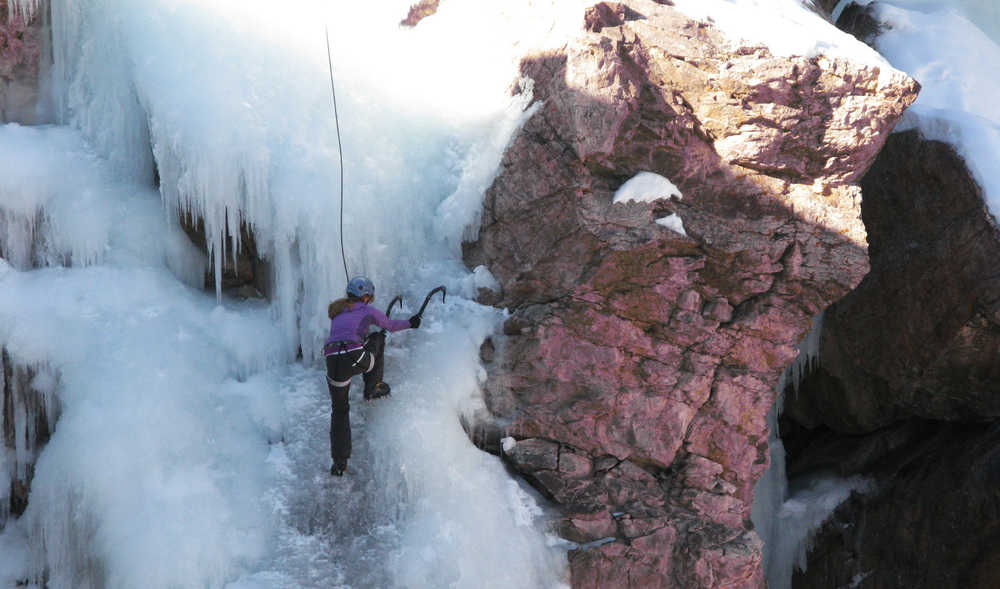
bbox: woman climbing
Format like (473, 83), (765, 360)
(323, 276), (420, 476)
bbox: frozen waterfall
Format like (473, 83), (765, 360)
(0, 0), (591, 587)
(750, 313), (872, 589)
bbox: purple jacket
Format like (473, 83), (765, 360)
(325, 302), (410, 349)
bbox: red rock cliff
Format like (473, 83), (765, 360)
(462, 1), (918, 586)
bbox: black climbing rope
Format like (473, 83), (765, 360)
(325, 25), (350, 284)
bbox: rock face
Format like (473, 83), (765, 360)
(781, 132), (1000, 589)
(788, 421), (1000, 589)
(784, 131), (1000, 434)
(0, 0), (43, 124)
(399, 0), (441, 27)
(462, 1), (918, 586)
(774, 5), (1000, 587)
(806, 0), (842, 16)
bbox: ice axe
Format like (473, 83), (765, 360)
(381, 294), (405, 335)
(413, 286), (446, 323)
(384, 295), (404, 319)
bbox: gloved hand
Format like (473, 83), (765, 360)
(408, 314), (421, 329)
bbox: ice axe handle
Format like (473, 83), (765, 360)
(381, 295), (404, 334)
(385, 295), (404, 318)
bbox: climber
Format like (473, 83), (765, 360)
(323, 276), (420, 476)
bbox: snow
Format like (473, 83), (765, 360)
(613, 171), (683, 204)
(655, 214), (687, 236)
(613, 172), (686, 234)
(870, 1), (1000, 216)
(466, 265), (501, 296)
(671, 0), (900, 85)
(2, 0), (582, 587)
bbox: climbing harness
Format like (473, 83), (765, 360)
(325, 338), (375, 388)
(323, 341), (363, 355)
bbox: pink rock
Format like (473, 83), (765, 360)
(559, 450), (594, 479)
(560, 511), (617, 543)
(0, 0), (42, 123)
(399, 0), (441, 27)
(464, 0), (919, 586)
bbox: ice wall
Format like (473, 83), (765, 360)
(1, 0), (589, 587)
(15, 0), (592, 360)
(0, 125), (115, 269)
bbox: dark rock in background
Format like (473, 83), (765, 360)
(785, 131), (1000, 435)
(791, 422), (1000, 589)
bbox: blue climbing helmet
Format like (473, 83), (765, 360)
(346, 276), (375, 299)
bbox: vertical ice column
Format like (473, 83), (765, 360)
(750, 311), (823, 588)
(0, 347), (60, 529)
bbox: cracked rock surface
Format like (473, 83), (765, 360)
(462, 1), (918, 586)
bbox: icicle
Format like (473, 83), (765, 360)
(8, 0), (40, 21)
(1, 351), (9, 530)
(0, 208), (39, 270)
(787, 310), (825, 402)
(0, 347), (60, 531)
(753, 309), (874, 589)
(0, 124), (115, 270)
(752, 310), (822, 584)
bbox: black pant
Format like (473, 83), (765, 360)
(325, 332), (386, 466)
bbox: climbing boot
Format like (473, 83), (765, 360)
(364, 381), (391, 401)
(331, 461), (347, 477)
